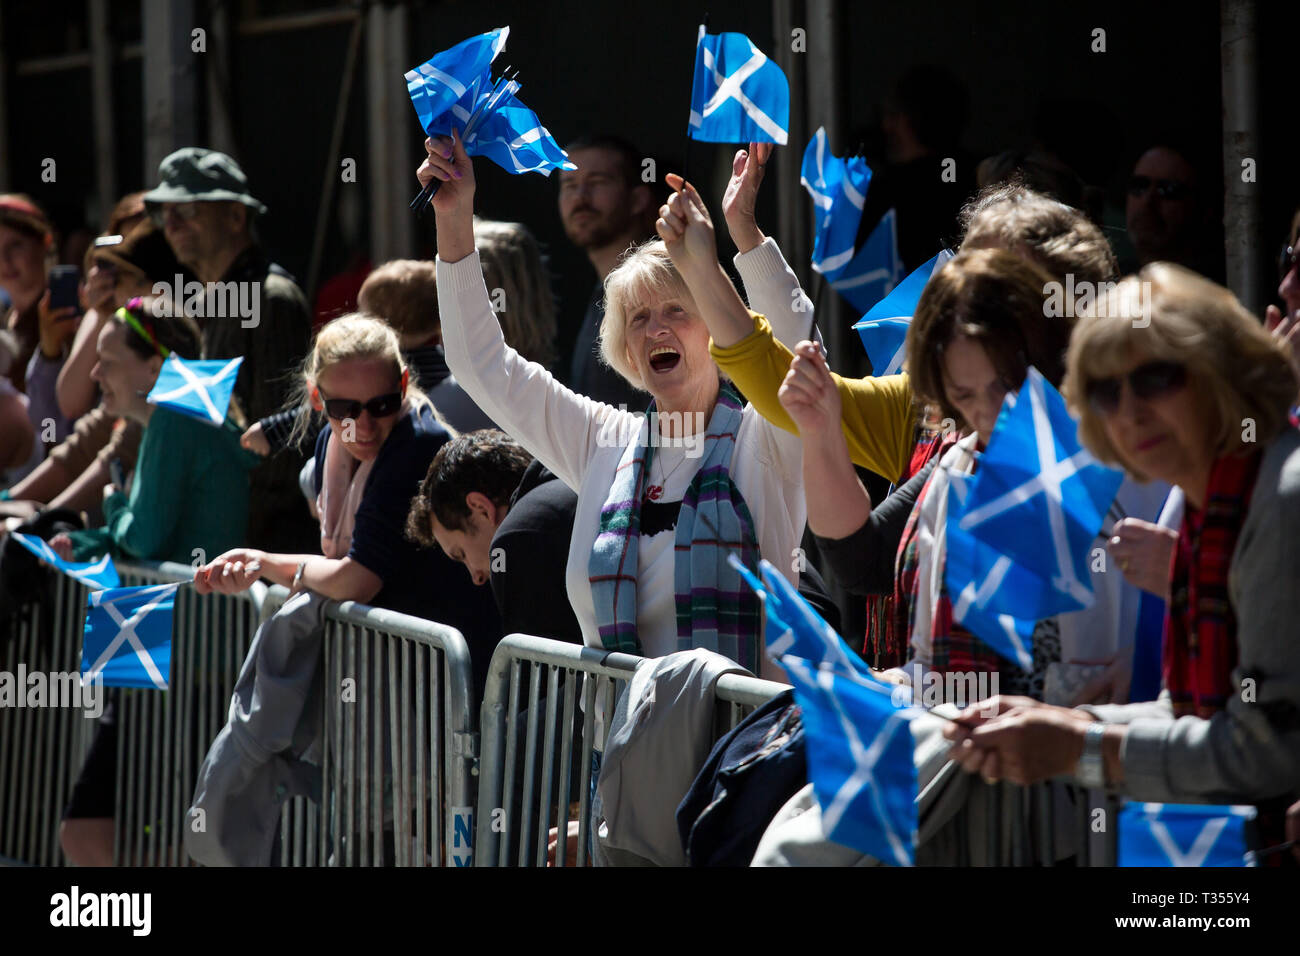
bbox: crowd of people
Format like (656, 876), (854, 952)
(3, 94), (1298, 865)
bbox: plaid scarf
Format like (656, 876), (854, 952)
(589, 383), (762, 671)
(1164, 449), (1262, 718)
(891, 433), (1003, 675)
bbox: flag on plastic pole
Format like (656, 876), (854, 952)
(82, 582), (179, 689)
(1118, 803), (1256, 867)
(687, 30), (789, 144)
(951, 368), (1124, 621)
(147, 354), (242, 426)
(852, 248), (954, 376)
(11, 532), (120, 591)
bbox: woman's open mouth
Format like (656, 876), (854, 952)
(649, 346), (680, 373)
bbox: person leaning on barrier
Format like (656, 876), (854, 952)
(419, 130), (810, 683)
(193, 314), (502, 693)
(406, 428), (583, 645)
(943, 264), (1300, 859)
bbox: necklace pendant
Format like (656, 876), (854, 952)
(645, 484), (663, 502)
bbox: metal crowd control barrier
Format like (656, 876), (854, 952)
(112, 561), (266, 866)
(473, 634), (789, 868)
(0, 570), (96, 866)
(260, 587), (478, 867)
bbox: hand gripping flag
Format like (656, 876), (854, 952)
(82, 582), (179, 689)
(147, 354), (243, 426)
(799, 128), (904, 312)
(687, 29), (789, 145)
(949, 367), (1124, 625)
(1119, 803), (1256, 867)
(852, 248), (954, 376)
(11, 532), (120, 590)
(406, 27), (575, 178)
(731, 556), (920, 865)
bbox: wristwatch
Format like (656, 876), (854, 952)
(1075, 721), (1107, 789)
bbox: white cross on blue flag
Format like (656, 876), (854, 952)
(798, 128), (904, 312)
(147, 354), (243, 426)
(731, 555), (920, 865)
(949, 367), (1124, 629)
(853, 248), (953, 376)
(11, 532), (120, 590)
(687, 30), (789, 145)
(1119, 803), (1256, 867)
(406, 27), (576, 178)
(82, 582), (179, 689)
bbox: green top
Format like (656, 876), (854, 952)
(68, 405), (261, 565)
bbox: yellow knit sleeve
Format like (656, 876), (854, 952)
(710, 313), (917, 483)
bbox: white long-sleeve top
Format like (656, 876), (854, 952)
(437, 239), (815, 680)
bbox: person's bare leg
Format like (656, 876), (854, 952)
(60, 817), (116, 866)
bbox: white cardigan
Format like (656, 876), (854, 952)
(437, 240), (814, 679)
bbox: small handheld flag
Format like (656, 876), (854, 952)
(799, 128), (904, 312)
(852, 248), (954, 376)
(11, 532), (120, 591)
(949, 368), (1124, 623)
(687, 30), (789, 145)
(82, 582), (179, 690)
(1119, 803), (1256, 867)
(147, 354), (243, 426)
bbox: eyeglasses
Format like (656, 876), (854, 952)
(1126, 176), (1192, 201)
(148, 202), (203, 228)
(317, 389), (403, 421)
(1278, 243), (1298, 282)
(1086, 361), (1187, 416)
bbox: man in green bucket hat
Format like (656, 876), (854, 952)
(143, 147), (316, 554)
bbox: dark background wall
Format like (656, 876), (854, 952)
(4, 0), (1296, 355)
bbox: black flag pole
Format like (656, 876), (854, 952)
(682, 13), (709, 188)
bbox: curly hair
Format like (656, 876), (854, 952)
(405, 429), (533, 543)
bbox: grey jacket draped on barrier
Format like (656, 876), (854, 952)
(187, 590), (326, 867)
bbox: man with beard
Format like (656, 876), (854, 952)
(557, 136), (657, 410)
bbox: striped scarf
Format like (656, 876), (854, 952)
(589, 383), (762, 671)
(1164, 449), (1262, 718)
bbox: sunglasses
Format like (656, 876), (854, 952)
(1127, 176), (1192, 201)
(317, 389), (403, 421)
(1279, 243), (1298, 282)
(148, 202), (203, 228)
(1086, 361), (1187, 416)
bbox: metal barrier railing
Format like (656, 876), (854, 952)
(473, 634), (789, 868)
(0, 570), (97, 866)
(112, 561), (266, 866)
(260, 586), (478, 867)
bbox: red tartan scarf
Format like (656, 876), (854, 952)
(1163, 449), (1263, 718)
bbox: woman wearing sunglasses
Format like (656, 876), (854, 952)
(193, 314), (500, 656)
(944, 264), (1300, 854)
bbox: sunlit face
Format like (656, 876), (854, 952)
(314, 357), (406, 463)
(558, 148), (645, 250)
(940, 334), (1011, 444)
(622, 292), (716, 410)
(0, 224), (47, 308)
(1094, 350), (1214, 493)
(430, 504), (501, 587)
(90, 321), (161, 420)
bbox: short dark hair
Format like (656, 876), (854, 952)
(907, 248), (1069, 429)
(562, 134), (645, 190)
(406, 429), (534, 544)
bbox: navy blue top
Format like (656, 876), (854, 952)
(314, 405), (502, 696)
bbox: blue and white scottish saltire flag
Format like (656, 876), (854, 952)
(952, 367), (1124, 621)
(82, 582), (179, 689)
(147, 354), (242, 426)
(687, 29), (789, 145)
(853, 248), (954, 376)
(406, 27), (575, 177)
(836, 210), (905, 314)
(11, 532), (120, 591)
(801, 128), (872, 279)
(780, 654), (920, 865)
(1119, 803), (1256, 867)
(728, 555), (871, 677)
